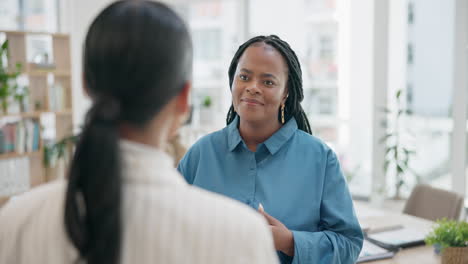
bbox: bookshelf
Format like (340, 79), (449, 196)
(0, 30), (73, 194)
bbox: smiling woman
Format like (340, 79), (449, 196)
(178, 35), (364, 264)
(232, 42), (288, 135)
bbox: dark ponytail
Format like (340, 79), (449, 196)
(64, 1), (192, 263)
(65, 98), (122, 263)
(226, 35), (312, 135)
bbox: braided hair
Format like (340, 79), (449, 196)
(226, 35), (312, 134)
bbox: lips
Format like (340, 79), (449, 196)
(241, 98), (264, 105)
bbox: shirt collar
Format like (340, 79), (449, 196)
(226, 116), (298, 155)
(227, 116), (243, 152)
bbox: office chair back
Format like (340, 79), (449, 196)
(403, 184), (464, 221)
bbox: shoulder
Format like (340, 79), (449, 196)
(292, 130), (335, 156)
(0, 180), (66, 223)
(0, 180), (69, 261)
(184, 185), (274, 243)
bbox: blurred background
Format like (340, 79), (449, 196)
(0, 0), (467, 210)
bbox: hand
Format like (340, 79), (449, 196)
(258, 204), (295, 256)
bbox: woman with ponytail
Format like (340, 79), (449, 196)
(178, 35), (363, 264)
(0, 2), (279, 264)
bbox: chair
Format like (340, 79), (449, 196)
(0, 196), (9, 208)
(403, 184), (464, 221)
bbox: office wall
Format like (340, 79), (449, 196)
(70, 0), (113, 131)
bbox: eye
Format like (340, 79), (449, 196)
(264, 80), (275, 86)
(239, 74), (248, 81)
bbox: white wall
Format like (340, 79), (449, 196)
(248, 0), (307, 62)
(70, 0), (113, 131)
(345, 0), (374, 196)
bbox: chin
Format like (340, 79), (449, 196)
(237, 111), (264, 123)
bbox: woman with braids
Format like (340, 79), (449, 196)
(178, 35), (363, 264)
(0, 2), (279, 264)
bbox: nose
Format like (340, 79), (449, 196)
(246, 82), (260, 95)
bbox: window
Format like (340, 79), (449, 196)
(0, 0), (60, 32)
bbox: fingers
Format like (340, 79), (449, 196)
(260, 209), (281, 226)
(258, 203), (264, 213)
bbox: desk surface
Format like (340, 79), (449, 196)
(354, 201), (440, 264)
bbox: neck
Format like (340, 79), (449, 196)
(119, 116), (172, 150)
(238, 117), (282, 152)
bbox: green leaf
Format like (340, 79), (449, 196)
(425, 219), (468, 250)
(379, 133), (394, 143)
(383, 160), (391, 172)
(403, 148), (415, 153)
(385, 146), (396, 155)
(1, 40), (8, 51)
(396, 90), (402, 99)
(379, 107), (391, 113)
(397, 164), (404, 174)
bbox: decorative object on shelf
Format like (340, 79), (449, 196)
(0, 40), (22, 114)
(30, 52), (56, 71)
(13, 85), (29, 112)
(48, 83), (65, 111)
(425, 219), (468, 264)
(381, 89), (419, 200)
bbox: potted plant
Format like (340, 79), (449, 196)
(44, 134), (79, 181)
(381, 89), (419, 199)
(425, 219), (468, 264)
(0, 40), (22, 114)
(199, 95), (213, 125)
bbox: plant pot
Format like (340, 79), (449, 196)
(442, 247), (468, 264)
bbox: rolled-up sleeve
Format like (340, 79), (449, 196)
(290, 150), (363, 264)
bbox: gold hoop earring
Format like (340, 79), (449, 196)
(281, 104), (285, 124)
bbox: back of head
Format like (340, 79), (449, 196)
(65, 1), (192, 263)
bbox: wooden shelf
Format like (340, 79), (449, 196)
(0, 109), (72, 119)
(54, 109), (72, 116)
(0, 112), (42, 119)
(1, 30), (69, 38)
(0, 150), (42, 160)
(26, 69), (71, 77)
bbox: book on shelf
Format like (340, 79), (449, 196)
(0, 119), (40, 155)
(48, 83), (66, 111)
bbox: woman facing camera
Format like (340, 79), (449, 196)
(0, 2), (278, 264)
(178, 35), (363, 264)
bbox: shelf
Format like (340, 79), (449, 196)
(26, 69), (71, 77)
(0, 30), (69, 38)
(54, 109), (72, 116)
(0, 109), (72, 119)
(0, 150), (42, 160)
(0, 112), (42, 119)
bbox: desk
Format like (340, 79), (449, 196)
(354, 201), (441, 264)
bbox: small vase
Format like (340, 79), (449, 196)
(442, 247), (468, 264)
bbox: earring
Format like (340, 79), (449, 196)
(281, 104), (285, 124)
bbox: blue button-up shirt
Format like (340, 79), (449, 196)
(178, 117), (363, 264)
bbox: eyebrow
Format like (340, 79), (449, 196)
(240, 68), (279, 81)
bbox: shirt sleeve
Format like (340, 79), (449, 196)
(290, 149), (363, 264)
